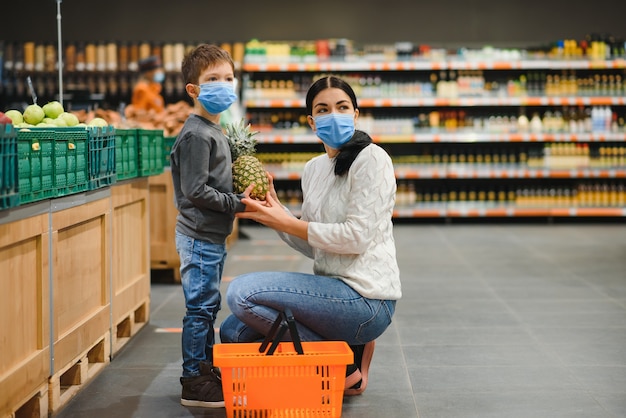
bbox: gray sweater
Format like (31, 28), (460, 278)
(170, 114), (245, 244)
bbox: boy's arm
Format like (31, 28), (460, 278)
(178, 135), (245, 214)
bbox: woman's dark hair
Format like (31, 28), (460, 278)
(305, 76), (358, 115)
(306, 76), (372, 176)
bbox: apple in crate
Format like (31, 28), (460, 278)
(23, 104), (45, 125)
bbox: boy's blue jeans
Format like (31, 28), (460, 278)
(175, 231), (226, 378)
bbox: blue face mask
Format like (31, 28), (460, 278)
(197, 82), (237, 114)
(314, 113), (355, 149)
(153, 71), (165, 83)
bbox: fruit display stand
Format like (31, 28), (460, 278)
(0, 176), (157, 415)
(48, 189), (112, 413)
(0, 124), (19, 210)
(0, 204), (50, 418)
(110, 178), (150, 355)
(148, 169), (180, 281)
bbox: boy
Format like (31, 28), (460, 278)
(170, 44), (250, 408)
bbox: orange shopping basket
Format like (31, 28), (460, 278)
(214, 308), (354, 418)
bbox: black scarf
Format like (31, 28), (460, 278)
(334, 130), (373, 176)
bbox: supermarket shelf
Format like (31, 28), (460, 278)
(397, 167), (626, 180)
(392, 205), (626, 218)
(244, 55), (626, 221)
(242, 59), (626, 73)
(245, 96), (626, 109)
(255, 132), (626, 144)
(283, 203), (626, 218)
(269, 167), (626, 181)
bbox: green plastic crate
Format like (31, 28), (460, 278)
(115, 128), (139, 180)
(1, 124), (20, 209)
(87, 125), (117, 190)
(17, 128), (56, 204)
(137, 129), (164, 176)
(163, 136), (176, 167)
(54, 128), (89, 197)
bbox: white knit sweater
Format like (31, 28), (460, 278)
(278, 143), (402, 300)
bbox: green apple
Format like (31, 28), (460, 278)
(59, 112), (80, 127)
(53, 118), (68, 127)
(88, 117), (109, 127)
(42, 101), (64, 119)
(4, 109), (23, 125)
(23, 104), (45, 125)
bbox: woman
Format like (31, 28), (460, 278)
(219, 76), (401, 396)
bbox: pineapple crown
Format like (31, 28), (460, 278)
(224, 118), (259, 160)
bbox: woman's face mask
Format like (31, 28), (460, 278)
(196, 82), (237, 114)
(313, 113), (355, 149)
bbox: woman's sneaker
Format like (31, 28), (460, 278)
(180, 362), (225, 408)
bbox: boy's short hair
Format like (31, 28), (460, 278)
(181, 44), (235, 85)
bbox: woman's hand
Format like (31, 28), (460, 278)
(236, 192), (308, 241)
(267, 171), (280, 203)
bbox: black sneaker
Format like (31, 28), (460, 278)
(180, 362), (225, 408)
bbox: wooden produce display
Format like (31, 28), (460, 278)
(110, 179), (150, 355)
(149, 170), (180, 281)
(0, 134), (159, 416)
(0, 210), (50, 418)
(48, 191), (112, 413)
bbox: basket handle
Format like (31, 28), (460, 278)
(259, 308), (304, 356)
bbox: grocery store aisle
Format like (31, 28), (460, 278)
(54, 223), (626, 418)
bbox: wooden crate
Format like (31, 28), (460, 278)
(48, 332), (110, 414)
(0, 212), (50, 418)
(148, 171), (239, 282)
(6, 383), (48, 418)
(148, 171), (180, 281)
(110, 178), (151, 355)
(49, 196), (111, 413)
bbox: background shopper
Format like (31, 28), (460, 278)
(130, 55), (165, 113)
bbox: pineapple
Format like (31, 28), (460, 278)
(225, 119), (269, 200)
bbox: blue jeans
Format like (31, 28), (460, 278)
(219, 271), (396, 345)
(175, 231), (226, 378)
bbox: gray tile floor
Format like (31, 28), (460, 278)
(55, 223), (626, 418)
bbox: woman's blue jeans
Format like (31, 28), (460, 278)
(175, 231), (226, 378)
(219, 271), (396, 345)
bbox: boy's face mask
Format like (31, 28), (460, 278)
(196, 82), (237, 114)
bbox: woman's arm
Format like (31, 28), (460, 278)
(236, 194), (309, 241)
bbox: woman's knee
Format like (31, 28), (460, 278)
(219, 314), (238, 342)
(225, 273), (252, 310)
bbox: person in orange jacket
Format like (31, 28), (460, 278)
(131, 55), (165, 113)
